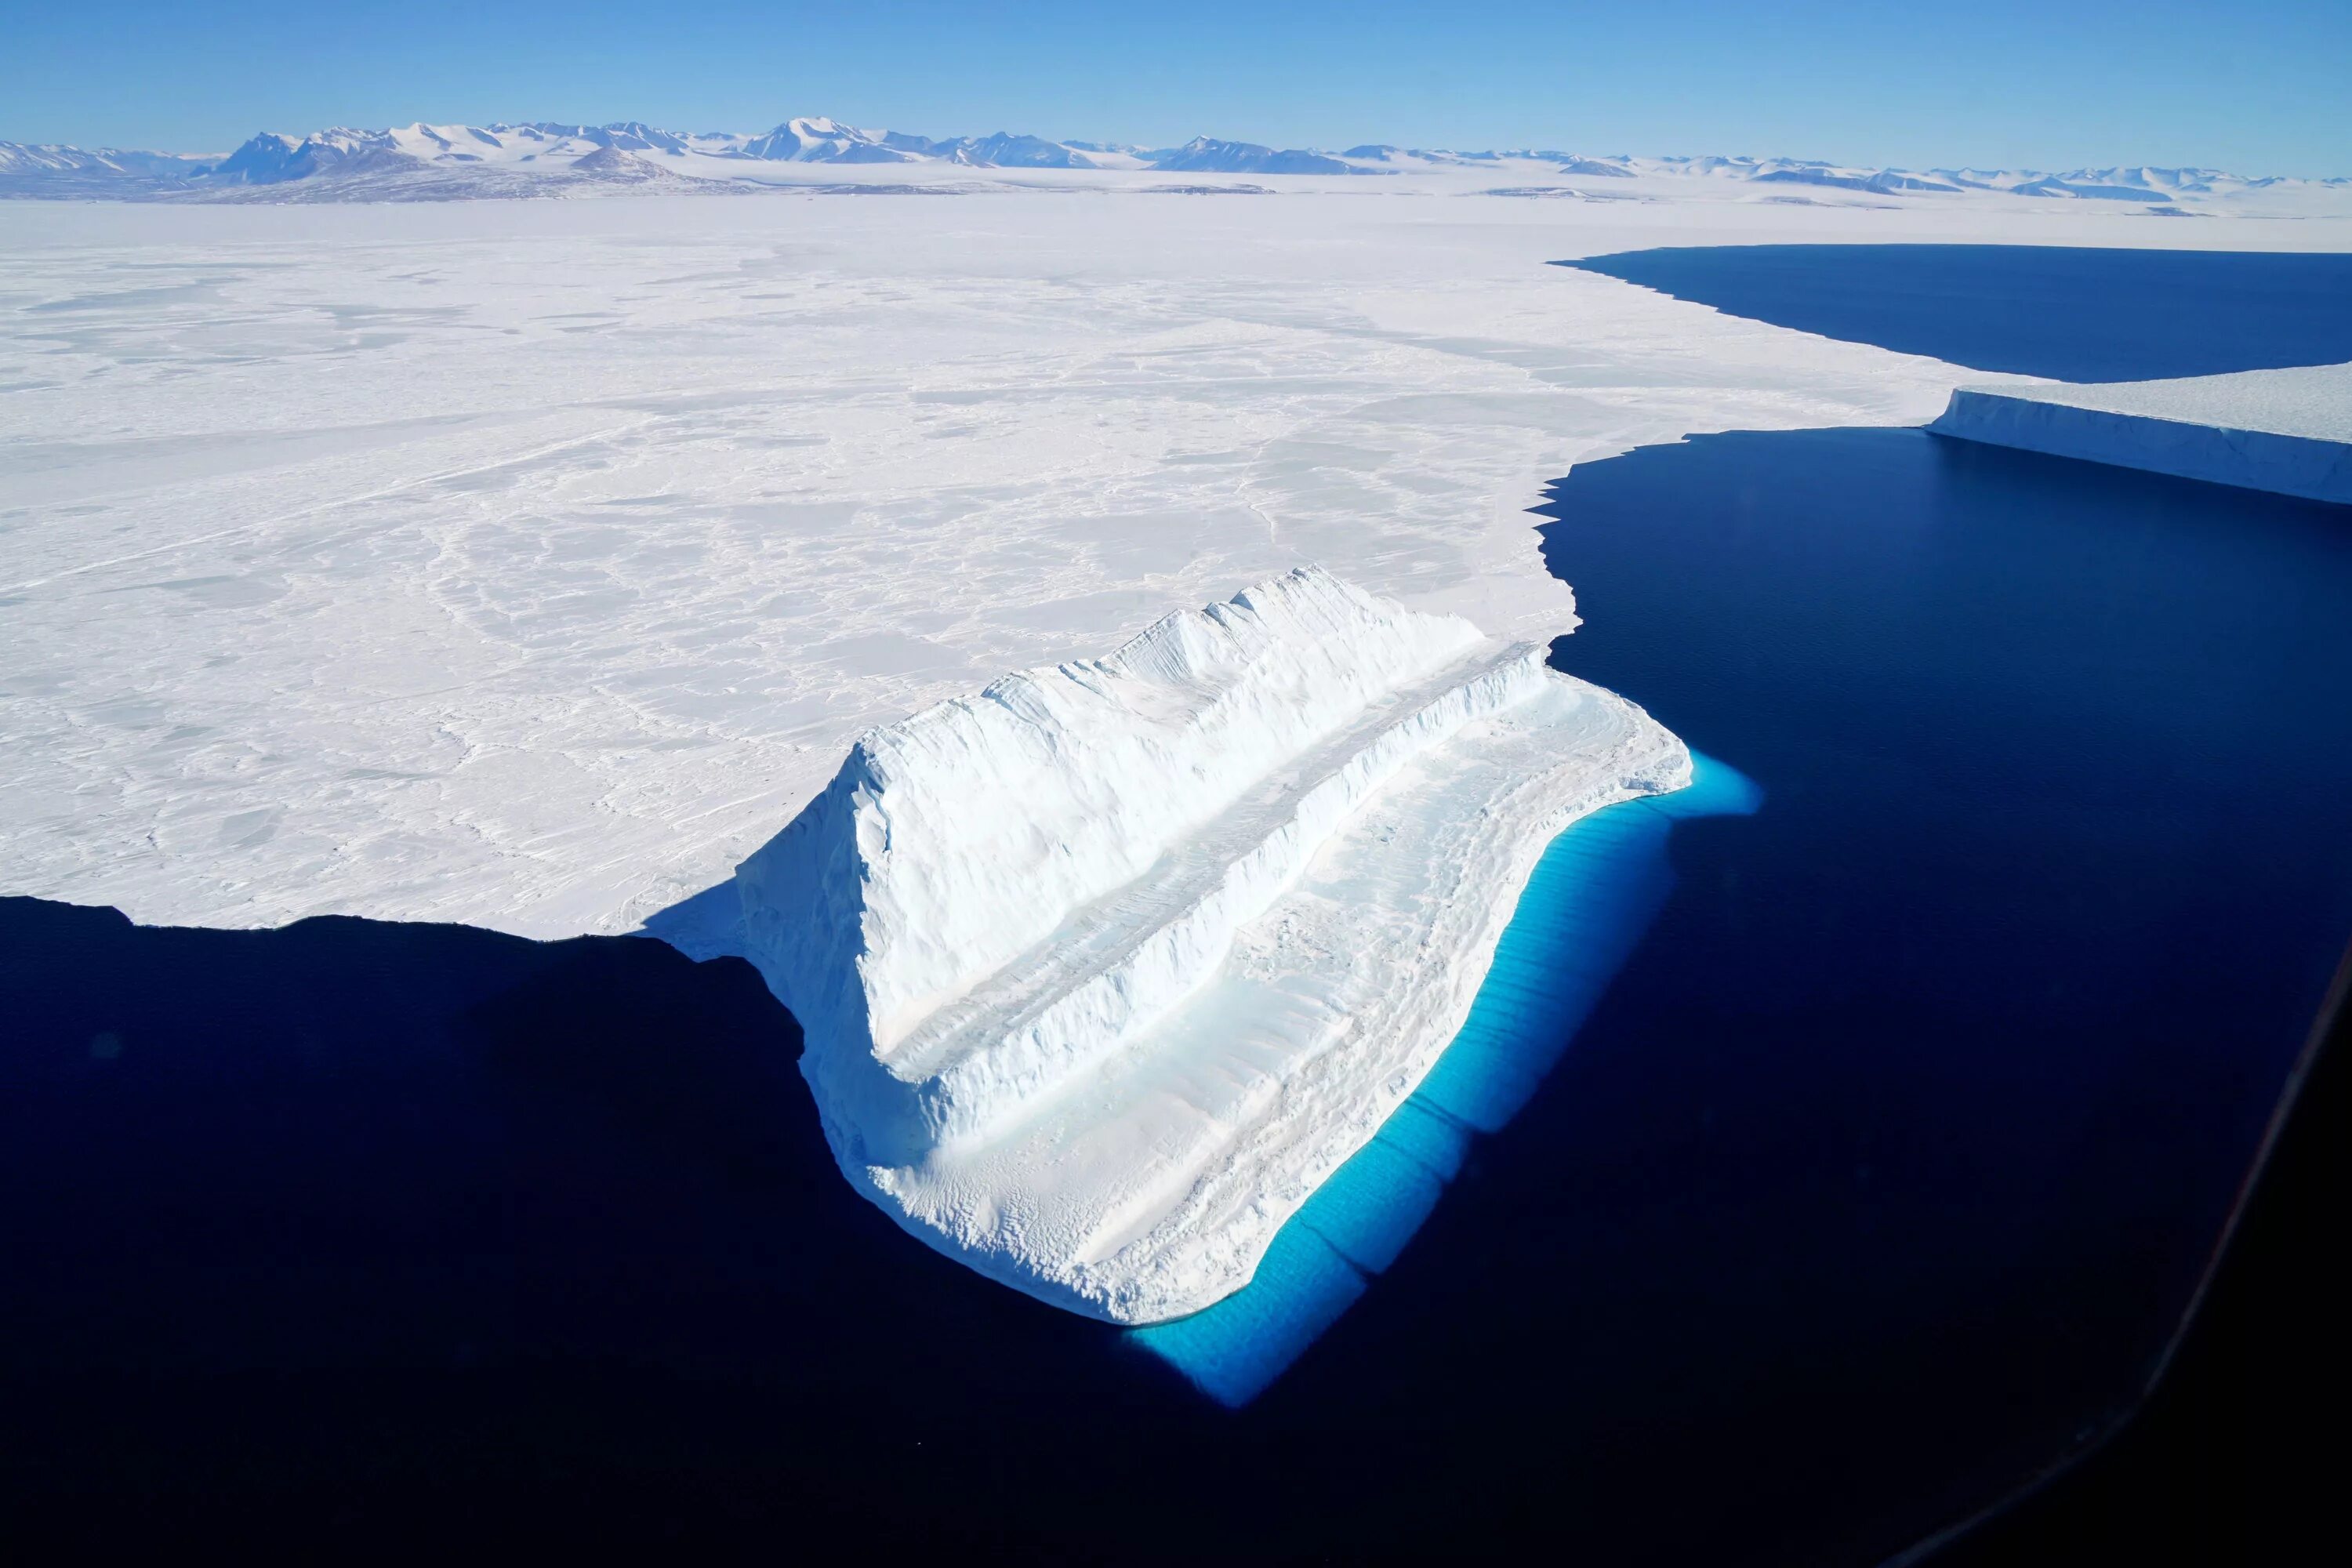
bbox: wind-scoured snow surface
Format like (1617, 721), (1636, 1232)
(731, 565), (1688, 1321)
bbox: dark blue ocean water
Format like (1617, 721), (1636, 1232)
(9, 245), (2352, 1561)
(1556, 244), (2352, 380)
(1531, 430), (2352, 1506)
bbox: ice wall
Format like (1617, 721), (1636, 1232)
(735, 566), (1690, 1321)
(1928, 364), (2352, 505)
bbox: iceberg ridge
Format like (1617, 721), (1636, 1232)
(735, 566), (1690, 1322)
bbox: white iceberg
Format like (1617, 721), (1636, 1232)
(735, 566), (1689, 1323)
(1928, 361), (2352, 504)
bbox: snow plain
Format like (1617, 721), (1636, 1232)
(5, 194), (2350, 940)
(731, 564), (1686, 1320)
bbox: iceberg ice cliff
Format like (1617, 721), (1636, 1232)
(1928, 362), (2352, 505)
(735, 566), (1690, 1323)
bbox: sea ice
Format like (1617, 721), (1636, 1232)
(17, 194), (2341, 940)
(732, 566), (1689, 1321)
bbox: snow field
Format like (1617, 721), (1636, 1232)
(0, 193), (2024, 936)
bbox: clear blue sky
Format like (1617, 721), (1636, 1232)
(5, 1), (2347, 176)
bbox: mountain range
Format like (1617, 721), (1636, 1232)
(3, 116), (2343, 206)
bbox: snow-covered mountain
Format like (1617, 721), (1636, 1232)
(0, 141), (212, 195)
(1146, 136), (1366, 175)
(3, 118), (2345, 209)
(736, 115), (919, 163)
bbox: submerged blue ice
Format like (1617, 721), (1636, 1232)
(1131, 750), (1763, 1405)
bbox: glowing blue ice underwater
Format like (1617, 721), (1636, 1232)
(1129, 750), (1763, 1406)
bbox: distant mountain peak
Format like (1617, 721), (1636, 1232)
(1149, 136), (1365, 176)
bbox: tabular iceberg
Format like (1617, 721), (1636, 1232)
(735, 566), (1690, 1323)
(1927, 362), (2352, 505)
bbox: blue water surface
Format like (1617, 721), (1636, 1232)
(1556, 245), (2352, 380)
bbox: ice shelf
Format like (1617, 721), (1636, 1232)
(1927, 361), (2352, 504)
(732, 566), (1690, 1323)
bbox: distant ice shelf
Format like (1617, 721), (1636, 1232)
(731, 566), (1690, 1323)
(1928, 361), (2352, 504)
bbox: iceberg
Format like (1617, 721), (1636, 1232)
(734, 566), (1691, 1323)
(1134, 751), (1762, 1403)
(1928, 362), (2352, 504)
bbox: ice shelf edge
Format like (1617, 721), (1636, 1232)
(1928, 387), (2352, 505)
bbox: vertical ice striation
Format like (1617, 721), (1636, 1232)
(735, 566), (1690, 1322)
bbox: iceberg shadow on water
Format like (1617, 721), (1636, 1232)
(1131, 751), (1762, 1406)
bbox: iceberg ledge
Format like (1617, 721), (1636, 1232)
(735, 566), (1690, 1323)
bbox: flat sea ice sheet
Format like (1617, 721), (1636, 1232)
(735, 566), (1687, 1321)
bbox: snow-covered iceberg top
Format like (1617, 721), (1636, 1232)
(735, 566), (1690, 1322)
